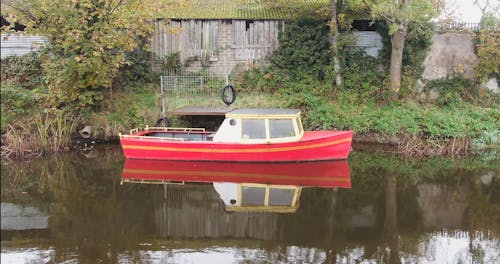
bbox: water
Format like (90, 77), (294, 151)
(1, 145), (499, 263)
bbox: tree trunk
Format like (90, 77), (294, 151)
(384, 175), (400, 264)
(389, 25), (407, 96)
(330, 0), (342, 86)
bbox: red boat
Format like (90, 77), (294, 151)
(120, 108), (352, 162)
(121, 159), (351, 213)
(121, 159), (351, 188)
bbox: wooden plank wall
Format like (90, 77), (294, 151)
(153, 19), (281, 62)
(233, 20), (280, 60)
(153, 20), (219, 60)
(153, 20), (181, 55)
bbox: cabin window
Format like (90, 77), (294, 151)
(241, 119), (266, 140)
(269, 188), (295, 206)
(241, 186), (266, 205)
(269, 119), (295, 138)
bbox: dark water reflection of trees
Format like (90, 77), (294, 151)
(1, 146), (499, 263)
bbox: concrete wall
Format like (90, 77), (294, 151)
(422, 32), (478, 80)
(351, 31), (383, 57)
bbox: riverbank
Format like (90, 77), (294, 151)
(1, 86), (498, 160)
(2, 53), (499, 160)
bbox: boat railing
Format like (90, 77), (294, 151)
(121, 178), (185, 185)
(119, 133), (185, 142)
(144, 126), (206, 133)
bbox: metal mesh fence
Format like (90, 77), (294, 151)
(160, 70), (228, 111)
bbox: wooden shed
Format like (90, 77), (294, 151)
(152, 0), (330, 75)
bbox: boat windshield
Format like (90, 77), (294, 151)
(269, 119), (295, 138)
(241, 119), (266, 139)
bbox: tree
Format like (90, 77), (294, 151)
(362, 0), (436, 98)
(474, 0), (500, 19)
(1, 0), (171, 110)
(330, 0), (343, 86)
(472, 0), (499, 90)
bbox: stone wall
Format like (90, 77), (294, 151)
(422, 32), (478, 81)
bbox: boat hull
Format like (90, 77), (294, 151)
(121, 159), (351, 188)
(120, 130), (352, 162)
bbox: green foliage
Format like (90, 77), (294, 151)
(284, 84), (499, 141)
(1, 82), (37, 132)
(271, 16), (332, 80)
(475, 29), (500, 82)
(367, 0), (437, 35)
(124, 107), (145, 129)
(402, 21), (435, 75)
(233, 63), (292, 94)
(377, 21), (434, 83)
(473, 130), (500, 150)
(118, 45), (156, 91)
(423, 76), (472, 105)
(6, 0), (156, 111)
(337, 47), (388, 103)
(156, 52), (184, 73)
(0, 52), (44, 89)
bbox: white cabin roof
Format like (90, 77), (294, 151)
(226, 108), (301, 118)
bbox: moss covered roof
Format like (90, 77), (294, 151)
(162, 0), (331, 20)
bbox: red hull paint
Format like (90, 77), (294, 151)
(120, 130), (352, 162)
(122, 159), (351, 188)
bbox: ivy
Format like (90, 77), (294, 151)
(271, 17), (332, 80)
(424, 76), (472, 106)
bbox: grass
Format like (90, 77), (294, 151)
(65, 85), (500, 157)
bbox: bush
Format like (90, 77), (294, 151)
(475, 28), (500, 82)
(118, 46), (156, 91)
(0, 80), (43, 133)
(423, 76), (472, 105)
(0, 52), (44, 90)
(271, 16), (332, 80)
(337, 47), (388, 103)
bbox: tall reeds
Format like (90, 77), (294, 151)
(1, 111), (74, 159)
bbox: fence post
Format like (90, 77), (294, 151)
(160, 75), (166, 118)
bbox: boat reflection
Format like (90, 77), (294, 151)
(121, 159), (351, 213)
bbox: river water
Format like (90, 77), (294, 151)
(1, 145), (498, 263)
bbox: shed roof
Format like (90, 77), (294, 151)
(162, 0), (330, 20)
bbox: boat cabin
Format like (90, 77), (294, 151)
(214, 183), (302, 213)
(122, 108), (304, 143)
(213, 108), (304, 143)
